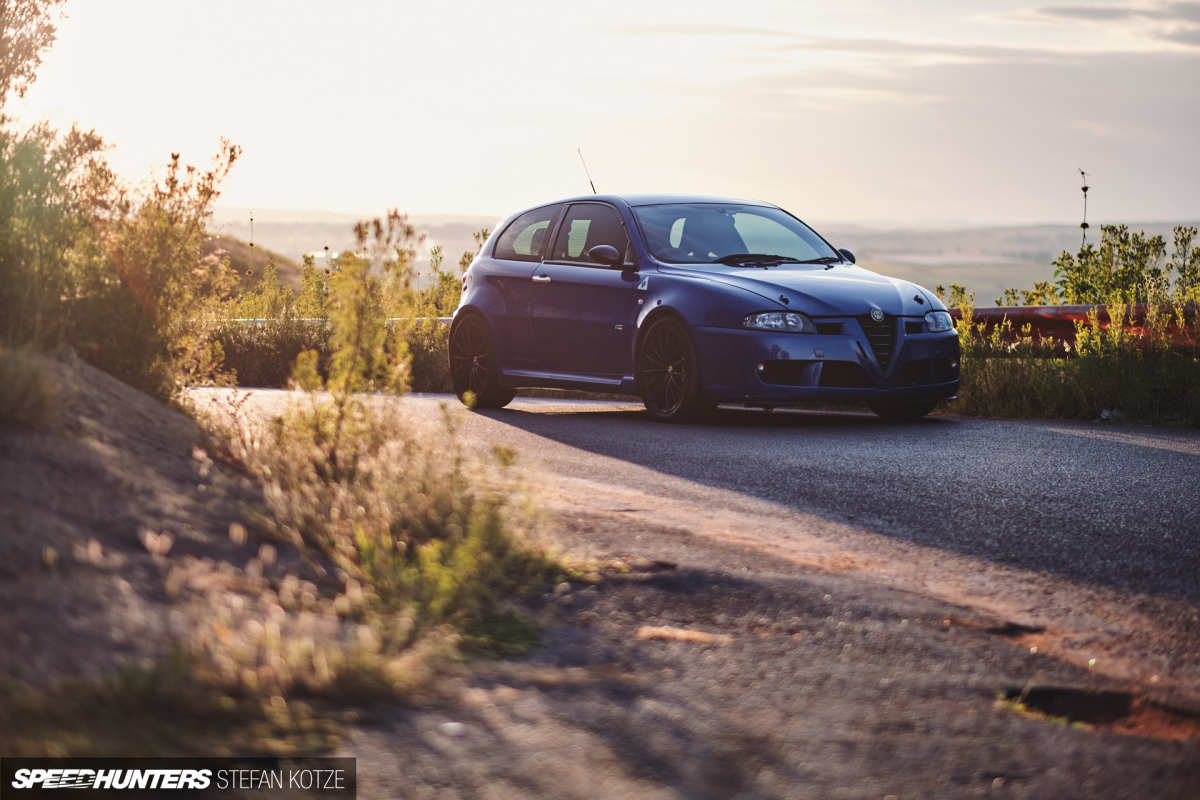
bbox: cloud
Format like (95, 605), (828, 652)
(1033, 1), (1200, 22)
(1162, 2), (1200, 22)
(1159, 25), (1200, 41)
(615, 23), (796, 38)
(1035, 5), (1143, 20)
(1028, 2), (1200, 45)
(762, 36), (1073, 65)
(750, 86), (945, 110)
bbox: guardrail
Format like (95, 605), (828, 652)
(948, 303), (1198, 346)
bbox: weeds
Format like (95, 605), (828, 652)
(942, 276), (1200, 425)
(184, 212), (561, 712)
(0, 656), (342, 756)
(0, 346), (60, 426)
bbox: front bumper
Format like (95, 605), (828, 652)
(691, 324), (960, 404)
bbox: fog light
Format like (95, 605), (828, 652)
(756, 362), (765, 372)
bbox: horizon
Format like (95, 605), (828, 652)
(210, 203), (1200, 233)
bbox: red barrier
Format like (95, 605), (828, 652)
(947, 303), (1198, 347)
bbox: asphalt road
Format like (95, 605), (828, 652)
(461, 399), (1200, 604)
(418, 396), (1200, 695)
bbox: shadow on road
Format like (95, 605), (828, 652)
(474, 402), (1200, 605)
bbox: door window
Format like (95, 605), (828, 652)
(550, 204), (631, 264)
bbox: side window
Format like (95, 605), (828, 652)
(494, 206), (558, 262)
(550, 203), (631, 264)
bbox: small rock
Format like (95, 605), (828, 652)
(553, 581), (571, 596)
(439, 721), (466, 737)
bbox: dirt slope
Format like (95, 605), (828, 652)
(0, 353), (281, 685)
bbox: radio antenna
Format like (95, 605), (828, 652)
(577, 147), (597, 194)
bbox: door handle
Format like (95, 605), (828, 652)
(531, 274), (551, 283)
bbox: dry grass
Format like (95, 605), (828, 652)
(948, 302), (1200, 426)
(0, 347), (61, 427)
(190, 391), (563, 701)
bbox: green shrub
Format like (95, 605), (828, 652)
(197, 213), (559, 699)
(0, 346), (60, 426)
(945, 287), (1200, 425)
(212, 320), (331, 388)
(393, 318), (452, 393)
(208, 221), (484, 393)
(0, 119), (241, 398)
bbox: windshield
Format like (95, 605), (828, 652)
(631, 203), (840, 265)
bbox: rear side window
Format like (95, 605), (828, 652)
(494, 206), (558, 261)
(550, 203), (631, 263)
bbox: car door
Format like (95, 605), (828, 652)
(528, 202), (640, 378)
(485, 204), (563, 369)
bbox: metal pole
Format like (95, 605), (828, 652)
(1079, 170), (1089, 248)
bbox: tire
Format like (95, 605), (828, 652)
(636, 316), (711, 422)
(869, 398), (937, 421)
(448, 313), (515, 409)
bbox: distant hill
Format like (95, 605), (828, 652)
(815, 221), (1199, 305)
(211, 207), (1198, 303)
(210, 208), (500, 290)
(202, 234), (303, 290)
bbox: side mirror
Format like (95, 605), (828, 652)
(587, 244), (622, 266)
(838, 248), (856, 264)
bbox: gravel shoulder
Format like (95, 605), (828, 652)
(346, 515), (1199, 799)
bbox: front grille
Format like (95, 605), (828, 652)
(819, 361), (872, 388)
(896, 358), (958, 386)
(859, 314), (897, 367)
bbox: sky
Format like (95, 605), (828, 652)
(9, 0), (1200, 226)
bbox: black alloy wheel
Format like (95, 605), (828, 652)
(868, 398), (938, 421)
(448, 314), (515, 409)
(636, 316), (709, 422)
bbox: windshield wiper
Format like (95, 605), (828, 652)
(713, 253), (803, 267)
(795, 256), (841, 265)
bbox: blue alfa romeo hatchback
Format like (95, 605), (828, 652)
(449, 195), (960, 421)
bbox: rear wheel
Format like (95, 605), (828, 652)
(636, 316), (710, 422)
(869, 398), (937, 421)
(448, 314), (515, 409)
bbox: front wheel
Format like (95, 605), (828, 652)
(448, 314), (515, 409)
(869, 398), (937, 421)
(636, 316), (711, 422)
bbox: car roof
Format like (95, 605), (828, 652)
(545, 194), (777, 209)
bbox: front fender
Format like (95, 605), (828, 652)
(635, 271), (783, 334)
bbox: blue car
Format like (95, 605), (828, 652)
(449, 195), (960, 422)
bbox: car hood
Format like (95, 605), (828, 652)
(667, 264), (942, 316)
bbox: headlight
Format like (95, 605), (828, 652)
(743, 311), (816, 333)
(924, 310), (954, 332)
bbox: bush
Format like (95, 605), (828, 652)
(194, 213), (560, 698)
(208, 221), (485, 393)
(212, 320), (331, 388)
(944, 287), (1200, 426)
(0, 119), (241, 399)
(0, 346), (60, 426)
